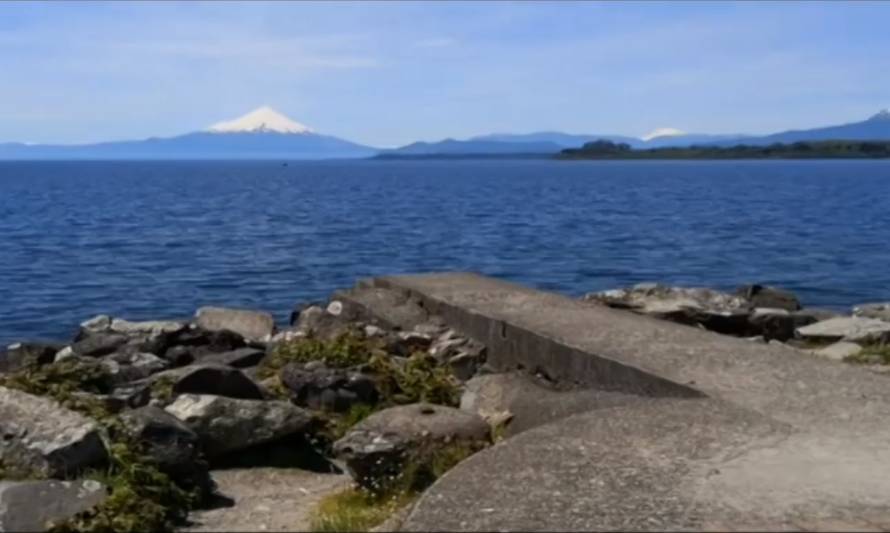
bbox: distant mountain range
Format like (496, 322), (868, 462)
(2, 107), (890, 160)
(0, 107), (376, 160)
(379, 110), (890, 157)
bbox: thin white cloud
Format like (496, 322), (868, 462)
(414, 37), (456, 48)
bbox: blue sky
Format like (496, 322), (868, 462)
(1, 1), (889, 147)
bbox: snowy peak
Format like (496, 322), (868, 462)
(641, 127), (686, 142)
(207, 106), (313, 134)
(867, 109), (890, 122)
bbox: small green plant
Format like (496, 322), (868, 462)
(0, 358), (114, 405)
(326, 403), (377, 441)
(258, 333), (384, 379)
(309, 486), (415, 533)
(149, 375), (176, 404)
(52, 441), (196, 533)
(309, 440), (484, 532)
(370, 353), (460, 407)
(845, 343), (890, 365)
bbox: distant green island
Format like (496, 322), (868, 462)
(557, 140), (890, 159)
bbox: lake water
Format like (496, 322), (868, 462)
(2, 159), (889, 346)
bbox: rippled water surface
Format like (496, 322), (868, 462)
(2, 159), (889, 345)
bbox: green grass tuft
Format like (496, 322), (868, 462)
(309, 440), (483, 532)
(258, 332), (384, 379)
(845, 343), (890, 365)
(309, 486), (415, 533)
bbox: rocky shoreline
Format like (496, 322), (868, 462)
(1, 279), (889, 531)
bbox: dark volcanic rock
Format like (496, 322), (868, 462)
(737, 284), (801, 312)
(0, 479), (107, 532)
(71, 332), (129, 357)
(0, 386), (108, 478)
(292, 305), (354, 340)
(199, 347), (265, 368)
(162, 364), (265, 400)
(327, 287), (430, 330)
(333, 403), (490, 490)
(164, 394), (314, 458)
(119, 406), (212, 493)
(280, 363), (378, 412)
(0, 342), (61, 373)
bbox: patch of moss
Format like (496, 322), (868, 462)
(370, 353), (460, 407)
(149, 376), (176, 404)
(309, 441), (483, 532)
(309, 486), (415, 533)
(0, 358), (114, 405)
(845, 343), (890, 365)
(258, 332), (385, 379)
(52, 441), (195, 533)
(326, 403), (377, 441)
(0, 459), (46, 481)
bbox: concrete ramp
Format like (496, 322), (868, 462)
(366, 273), (890, 531)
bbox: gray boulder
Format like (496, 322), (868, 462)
(853, 302), (890, 322)
(333, 403), (490, 490)
(0, 342), (60, 373)
(796, 316), (890, 343)
(0, 387), (107, 478)
(103, 352), (170, 384)
(109, 318), (186, 336)
(119, 406), (212, 493)
(585, 283), (753, 335)
(0, 479), (107, 532)
(327, 287), (430, 330)
(291, 305), (354, 340)
(164, 394), (314, 458)
(198, 347), (265, 368)
(195, 306), (275, 341)
(736, 284), (801, 311)
(154, 364), (265, 400)
(279, 363), (378, 412)
(71, 332), (128, 357)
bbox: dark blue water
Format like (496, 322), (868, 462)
(2, 159), (889, 346)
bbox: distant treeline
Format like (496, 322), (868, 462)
(558, 140), (890, 159)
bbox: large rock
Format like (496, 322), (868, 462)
(279, 363), (378, 412)
(796, 316), (890, 343)
(0, 342), (60, 373)
(109, 318), (186, 336)
(291, 305), (354, 340)
(0, 387), (108, 478)
(164, 394), (314, 458)
(156, 364), (265, 400)
(199, 347), (265, 369)
(333, 403), (490, 490)
(119, 406), (211, 493)
(0, 479), (107, 532)
(327, 287), (430, 330)
(71, 332), (129, 357)
(585, 283), (753, 335)
(736, 284), (801, 311)
(195, 307), (275, 341)
(103, 352), (170, 384)
(853, 302), (890, 322)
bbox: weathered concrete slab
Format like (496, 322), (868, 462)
(374, 273), (890, 428)
(369, 273), (890, 531)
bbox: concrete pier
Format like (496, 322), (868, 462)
(368, 273), (890, 531)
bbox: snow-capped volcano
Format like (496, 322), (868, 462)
(641, 127), (686, 142)
(207, 106), (313, 134)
